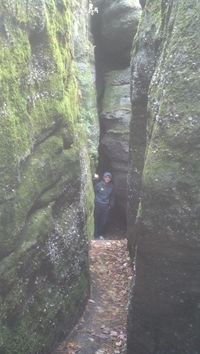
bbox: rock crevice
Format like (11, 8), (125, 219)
(92, 0), (141, 221)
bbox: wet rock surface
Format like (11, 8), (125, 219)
(127, 1), (200, 353)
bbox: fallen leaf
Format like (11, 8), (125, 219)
(88, 299), (96, 303)
(115, 340), (122, 347)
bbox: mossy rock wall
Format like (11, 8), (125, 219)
(0, 1), (97, 353)
(127, 1), (200, 353)
(73, 0), (99, 168)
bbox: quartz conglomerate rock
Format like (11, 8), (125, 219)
(0, 0), (97, 353)
(127, 1), (200, 353)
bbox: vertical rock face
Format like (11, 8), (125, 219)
(127, 1), (200, 353)
(74, 0), (99, 164)
(100, 68), (131, 213)
(73, 0), (99, 235)
(93, 0), (141, 217)
(0, 1), (97, 353)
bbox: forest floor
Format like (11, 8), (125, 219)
(54, 234), (133, 354)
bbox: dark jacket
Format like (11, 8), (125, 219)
(94, 181), (114, 207)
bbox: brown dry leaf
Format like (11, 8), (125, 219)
(66, 342), (81, 354)
(115, 340), (122, 347)
(54, 239), (133, 354)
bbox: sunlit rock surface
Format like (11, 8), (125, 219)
(127, 1), (200, 353)
(0, 0), (97, 353)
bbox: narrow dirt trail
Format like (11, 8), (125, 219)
(54, 239), (133, 354)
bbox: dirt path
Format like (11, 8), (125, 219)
(54, 239), (133, 354)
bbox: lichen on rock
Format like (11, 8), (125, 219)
(0, 0), (97, 352)
(127, 1), (200, 353)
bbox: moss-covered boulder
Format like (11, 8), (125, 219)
(127, 1), (200, 353)
(0, 0), (97, 352)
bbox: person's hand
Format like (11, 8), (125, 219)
(94, 173), (99, 180)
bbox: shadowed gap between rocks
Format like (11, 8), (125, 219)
(90, 2), (141, 236)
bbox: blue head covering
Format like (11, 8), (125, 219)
(103, 172), (112, 179)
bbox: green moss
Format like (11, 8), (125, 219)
(0, 0), (81, 248)
(0, 0), (80, 196)
(0, 0), (93, 353)
(76, 56), (99, 164)
(107, 128), (129, 135)
(102, 83), (130, 113)
(0, 135), (82, 256)
(84, 155), (95, 240)
(140, 0), (200, 237)
(0, 272), (89, 354)
(0, 199), (90, 353)
(132, 0), (162, 57)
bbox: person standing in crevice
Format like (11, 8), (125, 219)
(94, 172), (115, 239)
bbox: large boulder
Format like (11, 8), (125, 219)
(101, 0), (141, 62)
(0, 0), (97, 353)
(127, 1), (200, 353)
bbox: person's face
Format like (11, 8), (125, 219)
(103, 175), (111, 184)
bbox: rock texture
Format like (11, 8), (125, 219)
(93, 0), (141, 217)
(74, 0), (99, 165)
(127, 1), (200, 353)
(101, 0), (141, 62)
(0, 1), (97, 353)
(100, 68), (131, 213)
(139, 0), (146, 9)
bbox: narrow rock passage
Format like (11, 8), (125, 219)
(55, 239), (133, 354)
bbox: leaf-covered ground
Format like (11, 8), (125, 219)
(54, 239), (133, 354)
